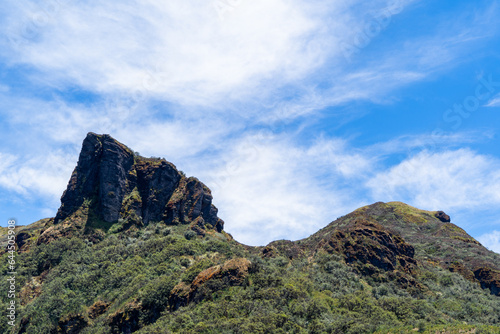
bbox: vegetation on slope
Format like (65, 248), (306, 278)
(2, 134), (499, 333)
(1, 217), (500, 333)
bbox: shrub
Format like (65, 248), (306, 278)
(184, 230), (197, 240)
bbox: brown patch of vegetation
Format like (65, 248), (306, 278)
(88, 300), (110, 319)
(57, 313), (88, 334)
(19, 276), (43, 306)
(170, 258), (251, 310)
(108, 301), (142, 334)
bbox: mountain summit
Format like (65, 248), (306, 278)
(1, 133), (500, 333)
(41, 132), (223, 244)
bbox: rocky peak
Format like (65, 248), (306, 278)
(55, 132), (136, 224)
(45, 133), (223, 242)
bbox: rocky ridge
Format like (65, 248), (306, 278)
(37, 132), (224, 244)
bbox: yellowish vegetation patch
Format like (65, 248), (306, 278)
(387, 201), (434, 224)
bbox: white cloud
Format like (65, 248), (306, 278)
(478, 231), (500, 253)
(0, 0), (426, 114)
(0, 153), (18, 175)
(0, 91), (243, 174)
(1, 0), (335, 107)
(367, 149), (500, 211)
(1, 0), (497, 118)
(486, 94), (500, 107)
(366, 131), (493, 158)
(0, 150), (74, 201)
(197, 133), (371, 245)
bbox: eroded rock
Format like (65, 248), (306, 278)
(321, 219), (417, 273)
(43, 132), (224, 243)
(170, 258), (251, 310)
(435, 211), (451, 223)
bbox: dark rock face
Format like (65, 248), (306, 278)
(435, 211), (451, 222)
(321, 219), (417, 273)
(15, 232), (31, 251)
(164, 176), (224, 232)
(50, 132), (224, 237)
(474, 267), (500, 296)
(135, 160), (181, 224)
(55, 133), (135, 224)
(108, 301), (141, 334)
(98, 138), (135, 222)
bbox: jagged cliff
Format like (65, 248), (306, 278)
(38, 132), (223, 244)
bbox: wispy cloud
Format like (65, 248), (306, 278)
(478, 230), (500, 253)
(0, 0), (424, 115)
(366, 131), (495, 158)
(1, 0), (332, 108)
(0, 151), (73, 201)
(198, 133), (371, 245)
(367, 149), (500, 211)
(2, 0), (497, 115)
(485, 93), (500, 107)
(2, 0), (494, 126)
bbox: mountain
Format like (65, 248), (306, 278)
(297, 202), (500, 296)
(46, 132), (223, 243)
(1, 133), (500, 334)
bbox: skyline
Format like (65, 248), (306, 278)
(1, 0), (500, 247)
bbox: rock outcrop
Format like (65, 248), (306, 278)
(295, 201), (500, 296)
(169, 258), (252, 310)
(319, 219), (417, 273)
(57, 314), (88, 334)
(42, 132), (223, 242)
(435, 211), (451, 223)
(108, 301), (142, 334)
(55, 133), (135, 224)
(474, 267), (500, 296)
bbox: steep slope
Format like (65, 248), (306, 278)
(2, 133), (500, 334)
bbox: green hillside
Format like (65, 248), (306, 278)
(1, 134), (499, 334)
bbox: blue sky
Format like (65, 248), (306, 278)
(1, 0), (500, 248)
